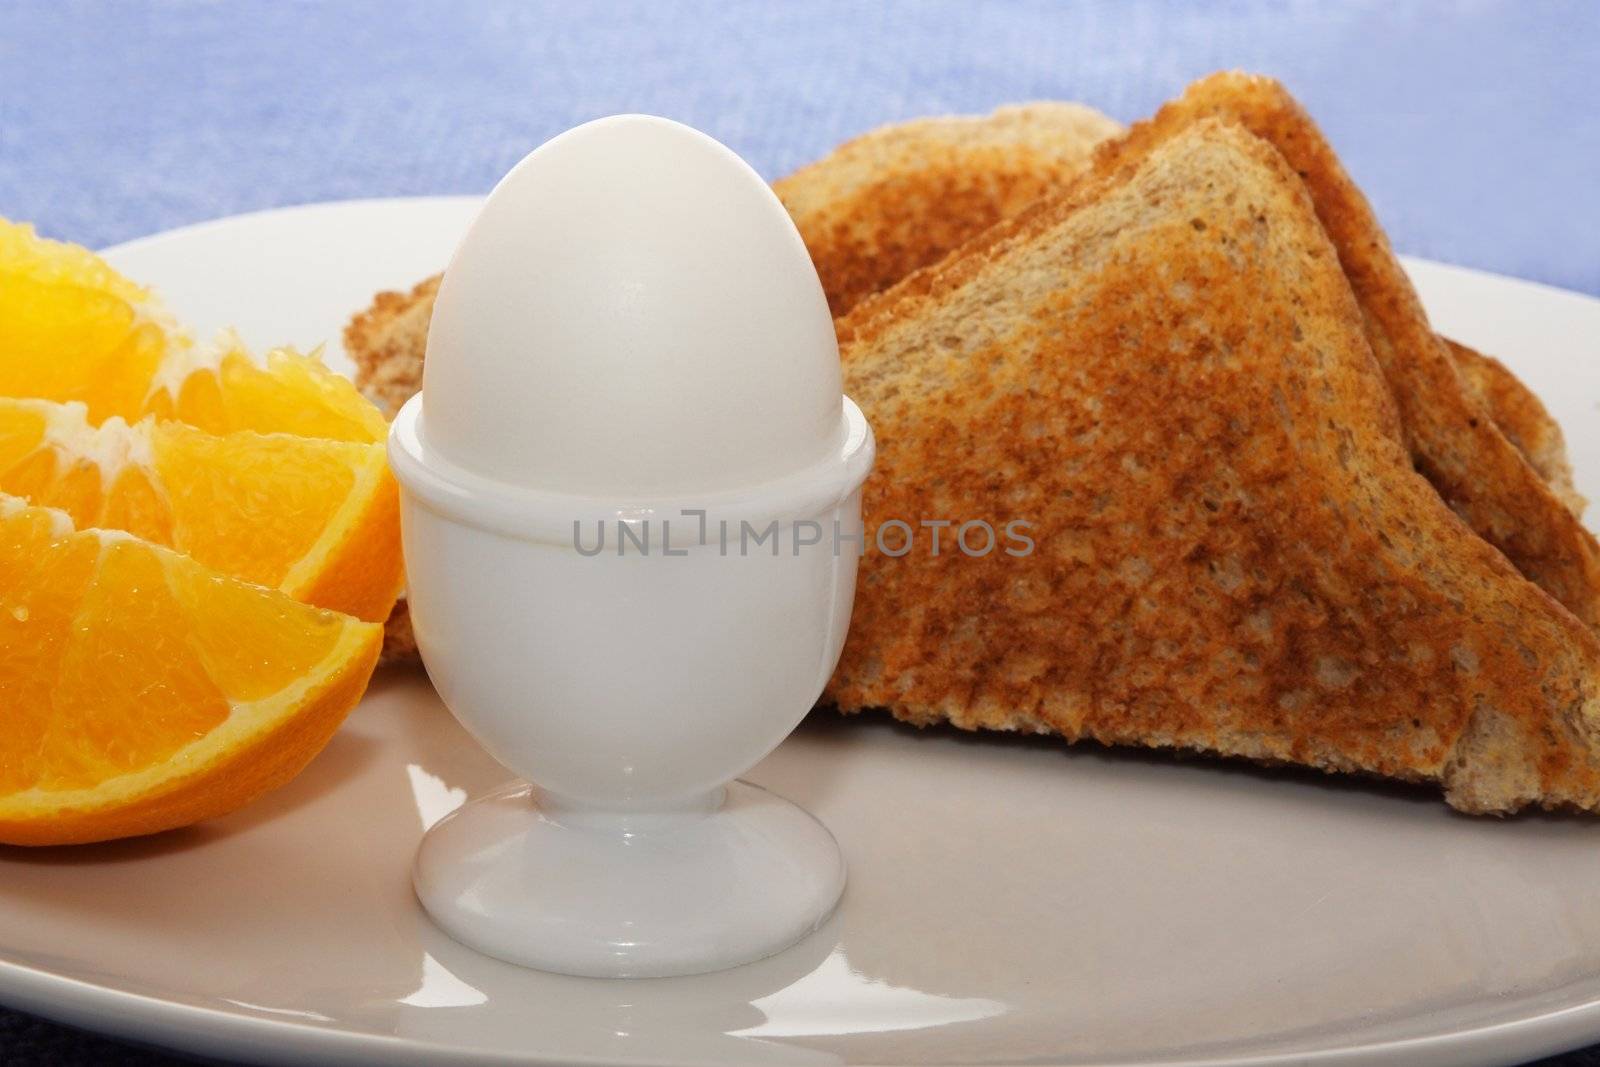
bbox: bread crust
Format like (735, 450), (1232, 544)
(1447, 338), (1583, 516)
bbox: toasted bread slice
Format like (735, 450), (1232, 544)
(1093, 72), (1600, 630)
(831, 119), (1600, 814)
(773, 103), (1123, 317)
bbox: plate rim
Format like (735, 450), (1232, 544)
(7, 931), (1600, 1067)
(98, 194), (1600, 311)
(97, 194), (483, 259)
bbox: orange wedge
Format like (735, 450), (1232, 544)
(0, 219), (385, 443)
(0, 398), (402, 622)
(0, 219), (171, 424)
(0, 494), (382, 845)
(144, 332), (389, 443)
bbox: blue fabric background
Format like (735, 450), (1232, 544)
(1, 3), (1599, 1066)
(1, 0), (1597, 294)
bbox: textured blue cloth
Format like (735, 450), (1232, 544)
(1, 0), (1598, 294)
(2, 4), (1600, 1066)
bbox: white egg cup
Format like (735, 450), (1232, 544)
(391, 113), (871, 978)
(389, 396), (874, 978)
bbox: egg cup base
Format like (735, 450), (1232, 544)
(413, 779), (846, 978)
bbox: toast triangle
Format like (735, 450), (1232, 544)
(831, 119), (1600, 814)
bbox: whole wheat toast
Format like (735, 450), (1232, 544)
(1093, 72), (1600, 630)
(831, 119), (1600, 814)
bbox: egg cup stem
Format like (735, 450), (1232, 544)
(413, 780), (845, 978)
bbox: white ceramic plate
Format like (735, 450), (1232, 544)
(3, 199), (1600, 1067)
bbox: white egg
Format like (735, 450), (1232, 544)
(421, 114), (844, 497)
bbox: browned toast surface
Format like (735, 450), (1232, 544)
(1092, 72), (1600, 630)
(831, 119), (1600, 814)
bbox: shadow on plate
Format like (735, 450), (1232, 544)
(798, 703), (1600, 825)
(0, 729), (384, 865)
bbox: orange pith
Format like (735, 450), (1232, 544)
(0, 398), (402, 622)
